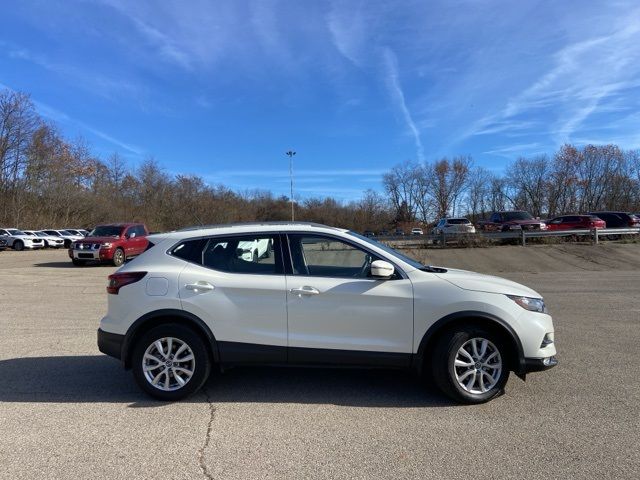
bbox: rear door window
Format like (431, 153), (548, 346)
(201, 235), (281, 274)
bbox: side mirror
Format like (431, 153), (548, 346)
(130, 232), (136, 238)
(370, 260), (394, 279)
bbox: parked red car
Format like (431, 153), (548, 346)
(68, 223), (149, 266)
(545, 215), (606, 231)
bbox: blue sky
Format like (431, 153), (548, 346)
(2, 0), (639, 200)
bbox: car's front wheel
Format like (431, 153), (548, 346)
(432, 327), (509, 404)
(132, 324), (211, 401)
(112, 248), (125, 267)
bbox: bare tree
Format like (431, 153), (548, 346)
(506, 155), (550, 217)
(383, 161), (420, 223)
(426, 156), (472, 218)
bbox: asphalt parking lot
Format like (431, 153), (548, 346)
(1, 247), (639, 479)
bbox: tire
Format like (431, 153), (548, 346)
(431, 327), (510, 404)
(13, 240), (24, 251)
(131, 324), (211, 401)
(63, 239), (71, 248)
(112, 248), (125, 267)
(72, 258), (86, 266)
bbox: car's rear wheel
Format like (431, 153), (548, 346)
(132, 324), (211, 401)
(432, 327), (509, 404)
(112, 248), (125, 267)
(13, 240), (24, 251)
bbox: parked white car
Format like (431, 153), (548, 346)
(24, 230), (65, 248)
(411, 228), (424, 235)
(41, 229), (84, 248)
(98, 222), (557, 403)
(432, 217), (477, 235)
(0, 228), (45, 250)
(64, 228), (89, 237)
(237, 238), (272, 262)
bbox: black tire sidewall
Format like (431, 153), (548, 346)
(14, 240), (24, 251)
(131, 324), (211, 401)
(433, 327), (510, 404)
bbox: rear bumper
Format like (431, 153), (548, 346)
(97, 328), (124, 361)
(523, 356), (558, 373)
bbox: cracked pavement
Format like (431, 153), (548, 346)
(1, 247), (639, 479)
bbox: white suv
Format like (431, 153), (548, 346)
(98, 222), (557, 403)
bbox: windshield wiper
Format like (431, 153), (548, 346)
(420, 265), (448, 273)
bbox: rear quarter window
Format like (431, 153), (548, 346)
(170, 239), (207, 264)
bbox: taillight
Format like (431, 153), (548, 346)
(107, 271), (147, 294)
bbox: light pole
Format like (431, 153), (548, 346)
(285, 150), (296, 221)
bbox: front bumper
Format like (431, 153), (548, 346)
(523, 356), (558, 373)
(70, 246), (114, 261)
(97, 328), (124, 361)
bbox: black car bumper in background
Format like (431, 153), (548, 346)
(97, 328), (124, 361)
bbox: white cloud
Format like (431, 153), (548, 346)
(382, 47), (425, 162)
(327, 0), (367, 67)
(34, 100), (144, 156)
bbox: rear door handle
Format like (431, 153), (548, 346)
(290, 286), (320, 296)
(185, 281), (215, 293)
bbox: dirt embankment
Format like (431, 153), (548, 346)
(406, 243), (640, 274)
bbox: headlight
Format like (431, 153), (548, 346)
(101, 242), (112, 248)
(507, 295), (547, 313)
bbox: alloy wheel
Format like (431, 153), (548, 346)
(454, 337), (502, 394)
(142, 337), (196, 391)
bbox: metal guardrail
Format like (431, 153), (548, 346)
(372, 227), (640, 247)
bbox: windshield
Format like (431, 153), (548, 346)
(347, 231), (426, 270)
(447, 218), (470, 224)
(504, 212), (534, 221)
(89, 225), (123, 237)
(9, 229), (25, 235)
(35, 232), (48, 237)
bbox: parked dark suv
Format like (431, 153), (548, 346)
(478, 211), (547, 232)
(588, 212), (640, 229)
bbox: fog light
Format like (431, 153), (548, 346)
(543, 356), (557, 366)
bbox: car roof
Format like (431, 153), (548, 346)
(150, 221), (346, 241)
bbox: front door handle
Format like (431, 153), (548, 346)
(290, 286), (320, 296)
(185, 281), (215, 293)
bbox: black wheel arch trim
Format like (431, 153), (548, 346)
(121, 309), (219, 369)
(415, 310), (526, 376)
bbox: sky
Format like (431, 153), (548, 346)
(1, 0), (640, 201)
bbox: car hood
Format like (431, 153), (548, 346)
(507, 219), (542, 225)
(434, 268), (541, 297)
(78, 236), (120, 243)
(13, 234), (40, 240)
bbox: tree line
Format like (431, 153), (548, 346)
(2, 88), (639, 233)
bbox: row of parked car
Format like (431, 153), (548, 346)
(363, 210), (640, 237)
(0, 223), (152, 267)
(0, 228), (89, 251)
